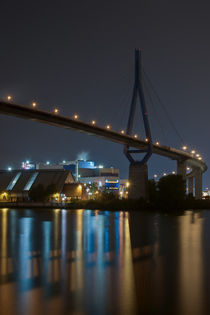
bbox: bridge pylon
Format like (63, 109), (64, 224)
(124, 49), (153, 199)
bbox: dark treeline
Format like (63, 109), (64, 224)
(69, 175), (207, 211)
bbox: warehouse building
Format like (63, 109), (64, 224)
(0, 169), (84, 202)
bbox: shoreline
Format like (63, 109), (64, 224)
(1, 199), (210, 211)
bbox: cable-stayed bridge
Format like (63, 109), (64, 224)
(0, 49), (207, 199)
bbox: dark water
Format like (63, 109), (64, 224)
(0, 209), (210, 314)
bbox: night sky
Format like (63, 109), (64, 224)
(0, 0), (210, 187)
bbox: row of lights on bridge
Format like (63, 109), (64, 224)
(153, 167), (192, 179)
(182, 145), (202, 160)
(5, 96), (160, 144)
(5, 95), (203, 161)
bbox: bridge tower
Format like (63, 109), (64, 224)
(124, 49), (153, 199)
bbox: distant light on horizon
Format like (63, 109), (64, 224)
(7, 95), (12, 101)
(182, 146), (187, 150)
(46, 161), (50, 165)
(7, 167), (12, 171)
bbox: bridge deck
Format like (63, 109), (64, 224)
(0, 101), (207, 173)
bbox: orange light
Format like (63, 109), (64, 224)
(106, 125), (111, 130)
(121, 130), (125, 134)
(54, 108), (59, 114)
(91, 120), (96, 125)
(74, 114), (78, 119)
(145, 138), (148, 142)
(7, 95), (12, 101)
(134, 134), (138, 138)
(32, 102), (37, 107)
(156, 141), (160, 145)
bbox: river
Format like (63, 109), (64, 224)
(0, 208), (209, 314)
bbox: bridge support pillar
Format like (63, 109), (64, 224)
(128, 163), (148, 199)
(177, 160), (186, 179)
(195, 169), (202, 199)
(188, 177), (194, 195)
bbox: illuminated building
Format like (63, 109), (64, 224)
(0, 169), (75, 202)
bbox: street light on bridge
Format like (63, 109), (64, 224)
(74, 114), (78, 119)
(7, 95), (12, 101)
(106, 125), (111, 130)
(182, 146), (187, 150)
(91, 120), (96, 125)
(32, 102), (37, 108)
(54, 108), (59, 114)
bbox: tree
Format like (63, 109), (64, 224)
(29, 183), (58, 202)
(29, 184), (46, 202)
(88, 182), (98, 194)
(157, 174), (186, 204)
(148, 179), (158, 202)
(45, 184), (58, 200)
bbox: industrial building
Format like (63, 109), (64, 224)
(31, 159), (121, 194)
(0, 169), (85, 202)
(4, 159), (127, 199)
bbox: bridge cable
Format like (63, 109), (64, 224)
(143, 76), (169, 145)
(111, 79), (134, 131)
(143, 69), (185, 145)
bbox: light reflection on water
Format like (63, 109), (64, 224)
(0, 209), (136, 315)
(1, 209), (210, 314)
(129, 210), (210, 315)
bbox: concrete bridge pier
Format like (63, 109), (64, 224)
(194, 168), (202, 199)
(128, 163), (148, 200)
(177, 160), (187, 179)
(177, 160), (187, 195)
(188, 176), (194, 195)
